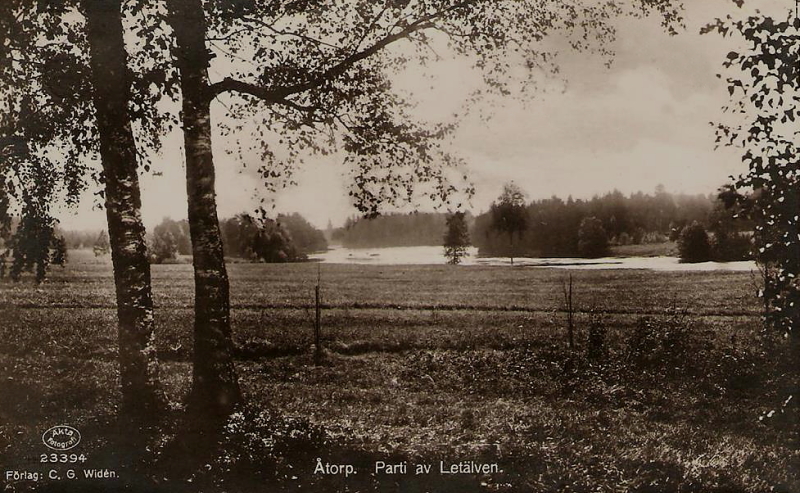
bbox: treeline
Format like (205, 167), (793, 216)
(59, 229), (102, 250)
(334, 212), (456, 248)
(148, 212), (327, 263)
(474, 187), (752, 259)
(56, 212), (327, 264)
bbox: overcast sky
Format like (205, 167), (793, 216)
(57, 0), (791, 231)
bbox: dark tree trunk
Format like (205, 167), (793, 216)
(83, 0), (161, 421)
(167, 0), (242, 419)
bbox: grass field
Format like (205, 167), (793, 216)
(0, 250), (797, 492)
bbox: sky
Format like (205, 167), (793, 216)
(56, 0), (793, 231)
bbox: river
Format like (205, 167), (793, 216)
(309, 246), (757, 271)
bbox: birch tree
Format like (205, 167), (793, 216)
(0, 0), (175, 422)
(706, 11), (800, 336)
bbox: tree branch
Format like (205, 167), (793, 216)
(240, 15), (343, 51)
(208, 2), (473, 102)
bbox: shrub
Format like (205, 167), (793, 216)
(677, 221), (710, 263)
(625, 309), (695, 374)
(587, 315), (607, 362)
(216, 409), (330, 483)
(578, 217), (609, 258)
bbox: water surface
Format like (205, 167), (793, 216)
(311, 246), (757, 271)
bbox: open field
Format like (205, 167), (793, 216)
(0, 250), (798, 492)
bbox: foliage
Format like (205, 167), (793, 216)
(708, 185), (752, 261)
(153, 217), (192, 255)
(218, 213), (322, 262)
(443, 211), (470, 265)
(253, 218), (304, 263)
(489, 183), (527, 261)
(474, 187), (728, 258)
(210, 408), (330, 488)
(50, 234), (68, 267)
(59, 228), (100, 249)
(168, 1), (683, 216)
(711, 229), (751, 262)
(93, 230), (110, 257)
(0, 1), (176, 282)
(149, 229), (179, 264)
(577, 217), (609, 258)
(706, 11), (800, 336)
(7, 209), (55, 282)
(276, 213), (328, 254)
(678, 222), (711, 263)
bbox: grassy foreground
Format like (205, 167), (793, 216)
(0, 250), (798, 492)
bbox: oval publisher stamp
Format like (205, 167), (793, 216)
(42, 425), (81, 451)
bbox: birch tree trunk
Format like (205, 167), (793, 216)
(83, 0), (161, 421)
(167, 0), (243, 419)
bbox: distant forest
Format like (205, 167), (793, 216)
(333, 187), (751, 258)
(333, 212), (453, 248)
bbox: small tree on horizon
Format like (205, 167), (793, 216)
(490, 183), (528, 265)
(444, 211), (470, 265)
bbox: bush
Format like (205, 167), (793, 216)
(578, 217), (609, 258)
(677, 222), (710, 263)
(625, 309), (694, 373)
(215, 409), (330, 485)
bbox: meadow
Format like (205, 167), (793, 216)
(0, 250), (797, 492)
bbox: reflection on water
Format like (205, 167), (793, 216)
(310, 246), (757, 272)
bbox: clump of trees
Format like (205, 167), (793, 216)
(443, 212), (470, 265)
(677, 222), (711, 263)
(219, 214), (303, 263)
(252, 218), (301, 263)
(273, 213), (328, 255)
(474, 186), (751, 259)
(50, 235), (68, 267)
(150, 213), (327, 263)
(220, 213), (324, 262)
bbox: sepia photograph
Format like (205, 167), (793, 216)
(0, 0), (798, 491)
